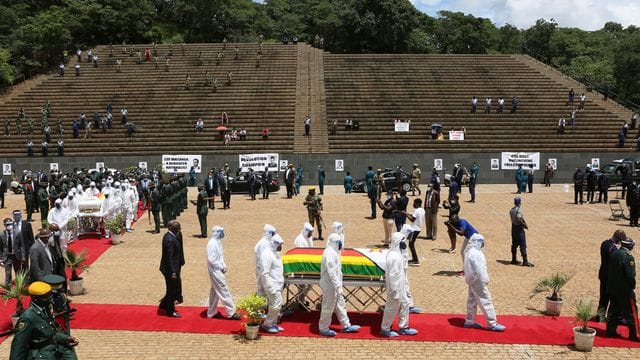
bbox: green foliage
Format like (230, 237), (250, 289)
(63, 248), (90, 281)
(0, 270), (29, 316)
(524, 18), (558, 61)
(104, 213), (124, 234)
(531, 272), (573, 301)
(613, 31), (640, 105)
(236, 293), (267, 326)
(433, 11), (497, 54)
(497, 24), (523, 54)
(0, 47), (15, 86)
(574, 298), (596, 333)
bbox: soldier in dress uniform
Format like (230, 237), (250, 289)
(190, 185), (209, 238)
(606, 238), (638, 341)
(149, 183), (161, 233)
(9, 281), (78, 359)
(43, 274), (73, 335)
(37, 182), (49, 226)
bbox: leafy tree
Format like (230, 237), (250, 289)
(496, 24), (523, 54)
(432, 11), (496, 54)
(523, 18), (557, 61)
(613, 31), (640, 104)
(0, 47), (15, 86)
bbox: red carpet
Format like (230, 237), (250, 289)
(2, 303), (637, 347)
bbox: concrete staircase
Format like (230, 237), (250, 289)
(514, 54), (632, 121)
(293, 44), (328, 153)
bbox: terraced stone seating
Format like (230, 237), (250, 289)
(0, 43), (298, 157)
(324, 54), (626, 153)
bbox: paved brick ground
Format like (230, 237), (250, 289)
(0, 183), (638, 358)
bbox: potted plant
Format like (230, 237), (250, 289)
(572, 297), (597, 352)
(64, 249), (89, 295)
(531, 272), (573, 316)
(236, 294), (267, 340)
(105, 213), (124, 244)
(0, 270), (29, 327)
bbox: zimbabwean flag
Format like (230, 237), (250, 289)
(283, 248), (385, 280)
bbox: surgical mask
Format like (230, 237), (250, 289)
(218, 230), (225, 239)
(276, 244), (282, 252)
(399, 242), (407, 250)
(54, 231), (61, 237)
(13, 213), (22, 222)
(55, 204), (61, 209)
(5, 225), (13, 232)
(69, 196), (73, 200)
(91, 185), (95, 188)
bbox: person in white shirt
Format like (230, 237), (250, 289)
(497, 97), (504, 114)
(206, 226), (240, 319)
(404, 198), (425, 266)
(195, 118), (204, 133)
(484, 97), (492, 113)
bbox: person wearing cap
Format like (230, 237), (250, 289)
(598, 230), (626, 319)
(1, 218), (27, 285)
(10, 281), (78, 359)
(606, 237), (638, 341)
(410, 164), (421, 196)
(43, 274), (72, 334)
(509, 197), (533, 267)
(206, 226), (240, 319)
(317, 165), (325, 195)
(303, 187), (323, 240)
(190, 185), (209, 238)
(29, 229), (55, 283)
(260, 233), (285, 333)
(158, 221), (184, 318)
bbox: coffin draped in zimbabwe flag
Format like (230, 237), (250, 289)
(283, 248), (385, 280)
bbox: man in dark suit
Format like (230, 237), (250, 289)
(159, 220), (184, 317)
(262, 167), (273, 199)
(191, 185), (209, 238)
(0, 176), (7, 208)
(1, 219), (27, 285)
(28, 229), (55, 283)
(12, 209), (34, 271)
(218, 166), (231, 210)
(248, 168), (257, 201)
(285, 164), (295, 198)
(203, 169), (218, 210)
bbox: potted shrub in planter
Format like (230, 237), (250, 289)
(105, 213), (124, 244)
(236, 294), (267, 340)
(0, 270), (29, 327)
(531, 272), (573, 316)
(573, 297), (597, 352)
(64, 249), (89, 296)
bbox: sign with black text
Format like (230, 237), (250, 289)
(239, 153), (279, 173)
(162, 154), (202, 173)
(500, 152), (540, 170)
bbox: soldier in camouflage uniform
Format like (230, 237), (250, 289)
(303, 187), (323, 240)
(410, 164), (422, 196)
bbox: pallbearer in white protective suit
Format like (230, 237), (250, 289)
(123, 183), (136, 232)
(206, 226), (241, 319)
(463, 234), (506, 331)
(318, 232), (361, 336)
(254, 224), (277, 297)
(260, 234), (285, 333)
(47, 199), (70, 252)
(86, 181), (99, 197)
(380, 232), (418, 337)
(294, 222), (314, 248)
(294, 222), (315, 304)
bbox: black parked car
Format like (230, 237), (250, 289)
(230, 171), (280, 193)
(352, 169), (411, 193)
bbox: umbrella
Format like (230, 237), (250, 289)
(430, 123), (443, 129)
(215, 125), (228, 131)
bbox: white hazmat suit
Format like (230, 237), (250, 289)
(260, 234), (284, 333)
(318, 233), (359, 336)
(86, 182), (100, 197)
(463, 234), (505, 331)
(123, 184), (136, 231)
(206, 226), (238, 319)
(380, 232), (418, 337)
(47, 199), (70, 252)
(254, 224), (276, 297)
(294, 222), (314, 248)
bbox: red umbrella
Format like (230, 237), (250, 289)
(215, 125), (228, 131)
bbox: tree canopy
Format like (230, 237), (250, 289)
(0, 0), (637, 104)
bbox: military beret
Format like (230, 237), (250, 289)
(28, 281), (52, 296)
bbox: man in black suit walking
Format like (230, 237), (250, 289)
(13, 210), (34, 270)
(203, 169), (218, 210)
(28, 229), (55, 283)
(1, 218), (27, 285)
(159, 220), (184, 317)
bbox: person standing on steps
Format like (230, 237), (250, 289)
(509, 197), (534, 267)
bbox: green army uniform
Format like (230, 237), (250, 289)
(170, 180), (179, 219)
(373, 172), (385, 194)
(48, 185), (59, 208)
(411, 166), (422, 196)
(43, 274), (71, 335)
(606, 244), (638, 340)
(161, 182), (171, 226)
(150, 186), (161, 233)
(196, 188), (208, 237)
(304, 190), (323, 240)
(27, 119), (34, 136)
(16, 118), (21, 135)
(37, 185), (49, 225)
(56, 119), (62, 135)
